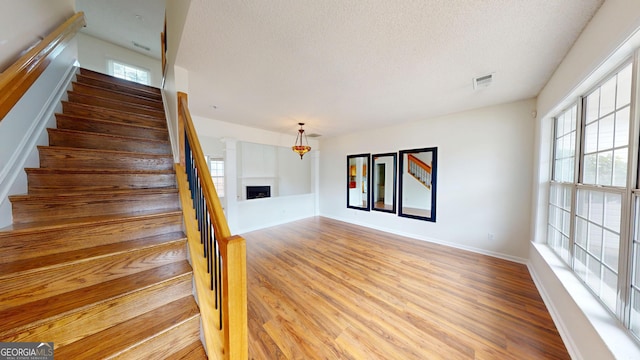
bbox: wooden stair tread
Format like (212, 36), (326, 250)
(55, 296), (199, 359)
(0, 209), (183, 234)
(78, 68), (161, 95)
(75, 74), (163, 101)
(9, 188), (178, 202)
(10, 188), (180, 224)
(0, 240), (187, 310)
(62, 101), (167, 125)
(47, 128), (172, 155)
(38, 146), (173, 160)
(0, 211), (184, 265)
(67, 91), (165, 118)
(38, 146), (175, 170)
(54, 119), (169, 143)
(24, 168), (177, 192)
(56, 113), (168, 131)
(48, 128), (170, 145)
(25, 167), (175, 175)
(9, 208), (181, 227)
(170, 341), (207, 359)
(0, 232), (186, 278)
(0, 261), (192, 336)
(38, 146), (174, 171)
(72, 82), (163, 109)
(1, 276), (193, 349)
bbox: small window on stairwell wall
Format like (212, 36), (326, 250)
(108, 60), (151, 85)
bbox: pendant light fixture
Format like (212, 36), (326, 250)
(292, 122), (311, 159)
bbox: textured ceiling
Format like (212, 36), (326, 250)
(75, 0), (164, 59)
(177, 0), (603, 138)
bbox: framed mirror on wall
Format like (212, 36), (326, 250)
(398, 147), (437, 222)
(347, 153), (370, 211)
(371, 153), (397, 213)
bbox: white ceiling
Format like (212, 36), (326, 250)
(175, 0), (603, 138)
(76, 1), (604, 138)
(75, 0), (164, 60)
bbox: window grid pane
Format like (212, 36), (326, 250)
(553, 106), (578, 183)
(631, 198), (640, 338)
(582, 64), (632, 187)
(548, 183), (572, 264)
(574, 189), (621, 313)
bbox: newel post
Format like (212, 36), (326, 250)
(223, 235), (248, 359)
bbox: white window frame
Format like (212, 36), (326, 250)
(206, 156), (225, 198)
(546, 56), (640, 341)
(107, 59), (151, 86)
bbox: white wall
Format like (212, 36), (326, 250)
(320, 99), (536, 262)
(0, 39), (78, 228)
(277, 146), (311, 196)
(200, 135), (224, 158)
(531, 1), (640, 359)
(192, 116), (319, 234)
(0, 0), (75, 72)
(77, 32), (162, 88)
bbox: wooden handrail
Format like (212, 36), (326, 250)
(177, 91), (248, 360)
(0, 12), (85, 121)
(161, 14), (167, 79)
(408, 153), (431, 173)
(178, 92), (231, 239)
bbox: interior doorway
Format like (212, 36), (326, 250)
(376, 163), (385, 203)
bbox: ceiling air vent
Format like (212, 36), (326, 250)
(132, 41), (150, 52)
(473, 73), (494, 90)
(307, 133), (322, 138)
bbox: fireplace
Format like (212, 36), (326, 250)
(246, 186), (271, 200)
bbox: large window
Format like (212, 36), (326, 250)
(547, 61), (637, 337)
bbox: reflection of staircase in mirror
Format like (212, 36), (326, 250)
(407, 154), (431, 189)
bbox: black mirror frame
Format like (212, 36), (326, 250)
(398, 147), (437, 222)
(371, 153), (397, 213)
(347, 153), (371, 211)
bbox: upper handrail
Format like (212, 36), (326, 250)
(0, 12), (86, 121)
(408, 153), (431, 173)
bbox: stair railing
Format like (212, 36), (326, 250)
(175, 92), (248, 360)
(0, 12), (85, 121)
(407, 154), (432, 189)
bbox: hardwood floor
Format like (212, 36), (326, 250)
(244, 217), (569, 360)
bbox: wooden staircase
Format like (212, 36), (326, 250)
(0, 68), (207, 359)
